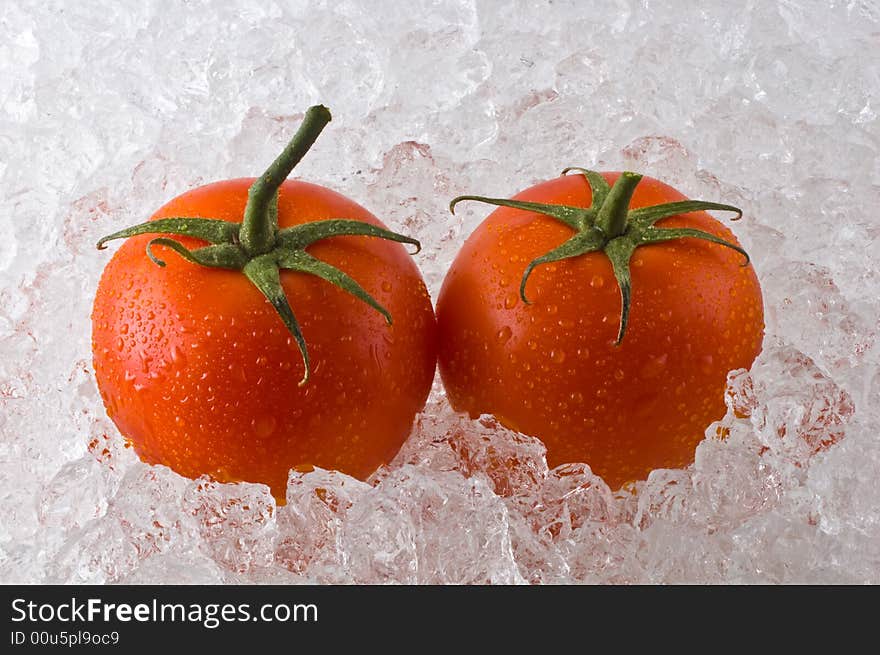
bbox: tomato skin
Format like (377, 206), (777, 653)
(92, 179), (437, 498)
(436, 173), (764, 489)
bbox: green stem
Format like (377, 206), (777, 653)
(595, 172), (642, 238)
(239, 105), (333, 256)
(96, 104), (426, 386)
(448, 167), (749, 345)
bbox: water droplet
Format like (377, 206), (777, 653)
(370, 343), (383, 372)
(381, 280), (392, 292)
(170, 344), (186, 365)
(138, 352), (152, 373)
(545, 304), (558, 315)
(496, 326), (512, 344)
(115, 337), (124, 351)
(613, 368), (625, 381)
(256, 355), (268, 367)
(659, 310), (673, 321)
(527, 339), (538, 351)
(577, 347), (591, 360)
(590, 274), (605, 288)
(550, 350), (566, 364)
(504, 294), (518, 309)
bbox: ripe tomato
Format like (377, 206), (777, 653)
(437, 170), (763, 489)
(92, 107), (437, 499)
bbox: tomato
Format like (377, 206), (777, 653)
(92, 107), (437, 499)
(437, 170), (764, 489)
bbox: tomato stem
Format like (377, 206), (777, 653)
(450, 168), (748, 345)
(96, 104), (425, 385)
(240, 105), (333, 256)
(596, 171), (642, 238)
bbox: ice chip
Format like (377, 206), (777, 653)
(447, 415), (548, 498)
(276, 468), (369, 581)
(182, 477), (277, 574)
(3, 0), (880, 584)
(38, 456), (110, 531)
(342, 466), (523, 584)
(727, 345), (855, 461)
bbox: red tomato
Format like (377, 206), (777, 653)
(92, 107), (437, 499)
(437, 171), (764, 489)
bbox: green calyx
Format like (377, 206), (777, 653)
(97, 105), (420, 386)
(449, 168), (749, 344)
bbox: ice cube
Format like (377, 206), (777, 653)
(3, 0), (879, 584)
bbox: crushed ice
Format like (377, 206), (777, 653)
(1, 0), (879, 583)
